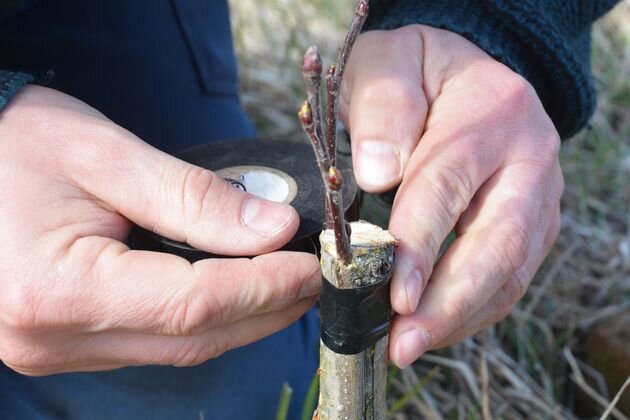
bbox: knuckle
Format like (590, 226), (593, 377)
(492, 218), (531, 274)
(206, 335), (230, 360)
(170, 341), (212, 367)
(359, 75), (423, 111)
(467, 266), (486, 295)
(499, 269), (532, 307)
(548, 169), (565, 207)
(544, 209), (562, 251)
(167, 283), (225, 336)
(516, 127), (560, 172)
(0, 279), (42, 334)
(494, 69), (538, 112)
(440, 160), (475, 209)
(426, 159), (474, 220)
(534, 130), (561, 168)
(477, 66), (550, 132)
(443, 293), (473, 330)
(544, 130), (561, 158)
(250, 255), (313, 310)
(402, 217), (443, 269)
(508, 75), (536, 105)
(556, 169), (566, 197)
(251, 257), (283, 299)
(178, 166), (222, 228)
(170, 335), (230, 367)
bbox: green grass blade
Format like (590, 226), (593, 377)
(275, 382), (293, 420)
(388, 366), (440, 417)
(301, 373), (320, 420)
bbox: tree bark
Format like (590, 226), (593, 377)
(316, 221), (396, 420)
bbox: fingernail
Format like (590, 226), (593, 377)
(405, 270), (423, 313)
(393, 328), (431, 368)
(395, 254), (424, 313)
(299, 268), (322, 298)
(355, 140), (401, 189)
(242, 198), (294, 235)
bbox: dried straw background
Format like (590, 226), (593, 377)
(228, 1), (630, 418)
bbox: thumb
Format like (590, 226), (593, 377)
(340, 26), (428, 192)
(64, 130), (298, 256)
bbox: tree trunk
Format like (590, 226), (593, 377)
(316, 221), (396, 420)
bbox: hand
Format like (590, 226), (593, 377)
(0, 85), (320, 375)
(341, 26), (563, 367)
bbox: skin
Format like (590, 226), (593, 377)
(341, 26), (563, 368)
(0, 85), (320, 375)
(0, 25), (562, 375)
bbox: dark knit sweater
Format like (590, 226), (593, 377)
(365, 0), (620, 138)
(0, 70), (32, 110)
(0, 1), (622, 138)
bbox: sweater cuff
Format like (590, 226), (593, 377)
(0, 70), (34, 112)
(364, 0), (611, 139)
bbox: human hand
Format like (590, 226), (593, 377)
(0, 85), (320, 375)
(341, 26), (563, 367)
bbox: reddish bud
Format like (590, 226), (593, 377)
(327, 167), (343, 190)
(298, 100), (313, 125)
(327, 64), (336, 77)
(303, 46), (323, 74)
(357, 0), (368, 17)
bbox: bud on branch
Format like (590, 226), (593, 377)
(299, 1), (370, 264)
(302, 45), (323, 75)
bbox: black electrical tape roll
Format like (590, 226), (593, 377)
(128, 139), (358, 262)
(320, 276), (392, 355)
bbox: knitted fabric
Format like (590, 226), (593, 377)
(365, 0), (621, 138)
(0, 70), (32, 112)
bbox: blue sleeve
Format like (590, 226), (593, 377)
(365, 0), (621, 138)
(0, 71), (33, 112)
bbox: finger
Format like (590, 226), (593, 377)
(20, 236), (320, 337)
(58, 122), (297, 256)
(340, 26), (428, 192)
(170, 295), (316, 367)
(387, 60), (554, 316)
(387, 127), (506, 316)
(8, 296), (317, 375)
(388, 160), (555, 368)
(437, 179), (562, 348)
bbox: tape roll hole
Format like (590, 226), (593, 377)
(216, 165), (298, 204)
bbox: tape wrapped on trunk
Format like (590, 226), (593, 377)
(320, 275), (391, 355)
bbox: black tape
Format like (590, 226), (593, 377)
(320, 276), (391, 355)
(127, 139), (358, 262)
(128, 228), (318, 261)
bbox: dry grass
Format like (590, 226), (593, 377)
(229, 1), (630, 418)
